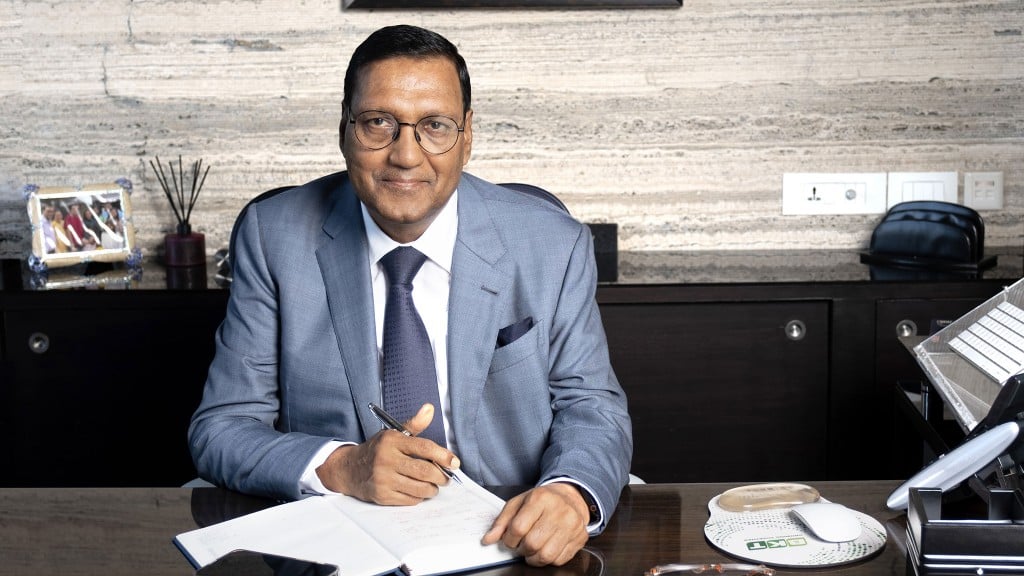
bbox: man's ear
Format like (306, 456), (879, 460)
(461, 109), (473, 167)
(338, 116), (347, 152)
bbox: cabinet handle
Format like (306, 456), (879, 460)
(896, 319), (918, 338)
(28, 332), (50, 354)
(785, 320), (806, 341)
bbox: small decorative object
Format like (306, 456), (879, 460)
(30, 267), (141, 291)
(151, 155), (210, 267)
(23, 180), (137, 271)
(165, 263), (208, 290)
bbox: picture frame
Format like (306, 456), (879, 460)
(343, 0), (681, 7)
(28, 268), (142, 291)
(23, 181), (138, 270)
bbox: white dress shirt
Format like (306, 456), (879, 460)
(364, 190), (460, 452)
(299, 191), (459, 493)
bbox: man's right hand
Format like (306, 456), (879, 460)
(315, 403), (460, 505)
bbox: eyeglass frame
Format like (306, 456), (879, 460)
(345, 108), (467, 156)
(645, 563), (775, 576)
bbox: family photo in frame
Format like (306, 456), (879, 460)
(24, 182), (137, 270)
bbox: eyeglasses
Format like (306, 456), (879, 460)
(348, 110), (465, 155)
(645, 563), (775, 576)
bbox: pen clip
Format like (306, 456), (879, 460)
(368, 402), (411, 436)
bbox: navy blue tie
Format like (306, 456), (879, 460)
(380, 246), (446, 446)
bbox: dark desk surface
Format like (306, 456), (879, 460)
(0, 481), (910, 576)
(4, 247), (1022, 291)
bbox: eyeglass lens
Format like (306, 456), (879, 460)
(351, 111), (461, 155)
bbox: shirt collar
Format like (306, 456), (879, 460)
(362, 189), (458, 275)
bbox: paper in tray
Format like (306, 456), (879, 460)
(913, 276), (1024, 432)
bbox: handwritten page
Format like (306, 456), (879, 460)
(326, 470), (515, 573)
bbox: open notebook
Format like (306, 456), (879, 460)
(174, 470), (517, 576)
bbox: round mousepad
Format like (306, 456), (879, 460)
(704, 494), (886, 568)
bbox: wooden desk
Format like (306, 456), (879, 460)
(0, 481), (910, 576)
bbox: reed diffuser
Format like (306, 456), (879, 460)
(151, 155), (210, 267)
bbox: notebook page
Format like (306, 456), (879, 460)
(326, 470), (517, 575)
(175, 494), (398, 575)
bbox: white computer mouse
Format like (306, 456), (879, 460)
(790, 502), (862, 543)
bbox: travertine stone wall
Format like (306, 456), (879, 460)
(1, 0), (1022, 260)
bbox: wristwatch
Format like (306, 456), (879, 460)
(577, 487), (600, 524)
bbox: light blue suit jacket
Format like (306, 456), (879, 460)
(188, 171), (632, 531)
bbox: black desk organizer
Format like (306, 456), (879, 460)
(903, 375), (1024, 574)
(906, 486), (1024, 575)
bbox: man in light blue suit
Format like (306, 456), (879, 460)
(189, 24), (632, 567)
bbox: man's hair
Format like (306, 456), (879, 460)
(342, 25), (471, 118)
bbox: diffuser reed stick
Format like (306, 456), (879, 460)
(150, 155), (210, 236)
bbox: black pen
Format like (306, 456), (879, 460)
(367, 402), (462, 485)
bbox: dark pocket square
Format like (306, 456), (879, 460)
(496, 316), (534, 348)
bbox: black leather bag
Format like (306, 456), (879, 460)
(860, 200), (995, 277)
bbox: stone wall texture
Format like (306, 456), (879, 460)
(2, 0), (1022, 259)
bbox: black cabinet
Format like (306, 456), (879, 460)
(1, 291), (228, 486)
(597, 273), (1016, 483)
(2, 251), (1019, 486)
(602, 300), (829, 483)
(876, 298), (998, 478)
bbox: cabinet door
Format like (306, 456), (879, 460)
(876, 298), (991, 478)
(3, 302), (224, 487)
(600, 301), (829, 483)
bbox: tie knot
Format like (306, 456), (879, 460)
(381, 246), (427, 287)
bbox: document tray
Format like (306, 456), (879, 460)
(913, 276), (1024, 432)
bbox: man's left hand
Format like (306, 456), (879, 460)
(481, 482), (590, 567)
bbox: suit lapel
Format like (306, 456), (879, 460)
(448, 177), (513, 456)
(316, 177), (381, 441)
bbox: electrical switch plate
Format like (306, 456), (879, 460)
(782, 172), (887, 215)
(886, 172), (958, 208)
(963, 171), (1004, 210)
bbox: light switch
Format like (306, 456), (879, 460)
(886, 172), (958, 208)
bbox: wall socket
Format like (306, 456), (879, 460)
(783, 170), (1006, 215)
(963, 171), (1004, 210)
(782, 173), (888, 215)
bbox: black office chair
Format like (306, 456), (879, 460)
(229, 186), (296, 263)
(498, 182), (569, 214)
(217, 181), (568, 285)
(214, 185), (296, 286)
